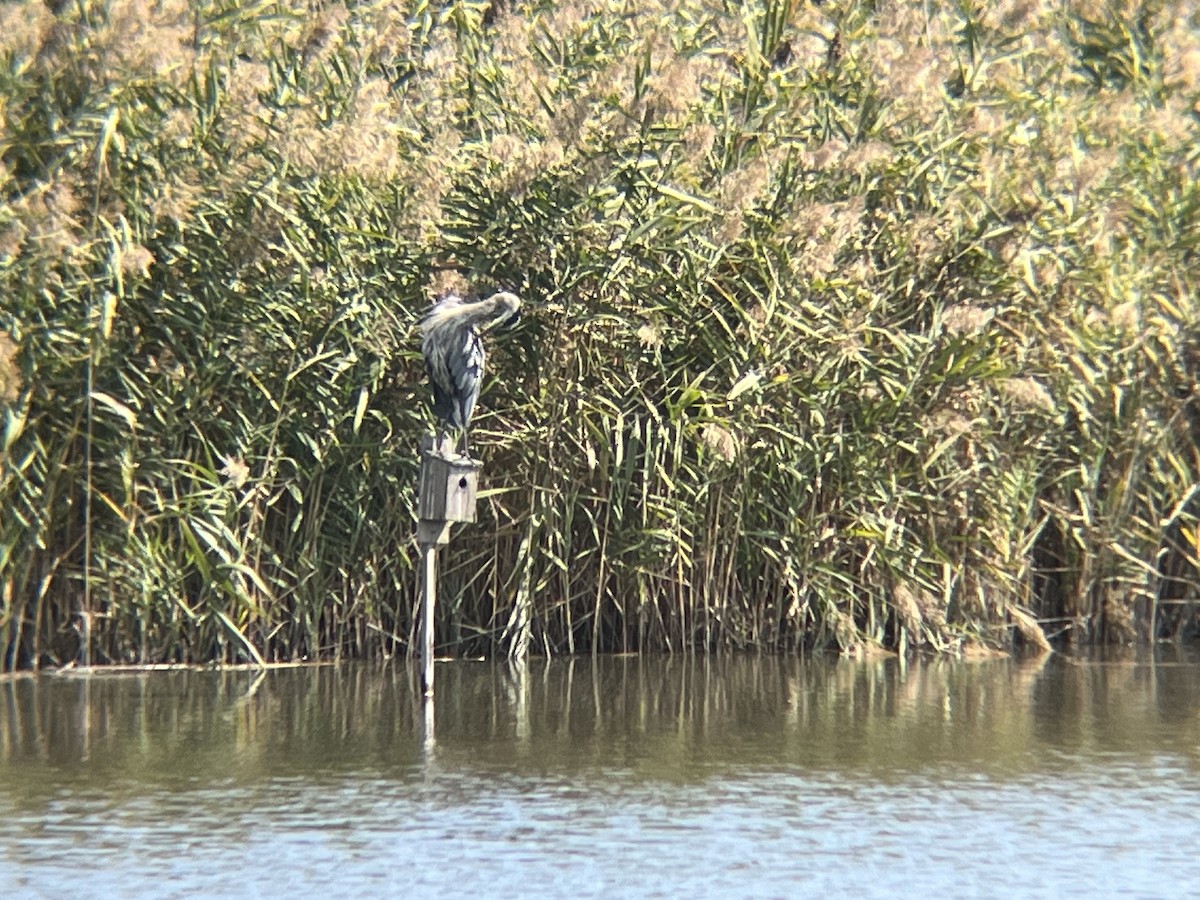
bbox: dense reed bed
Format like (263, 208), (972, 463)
(1, 0), (1198, 668)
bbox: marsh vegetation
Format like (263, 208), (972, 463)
(1, 0), (1198, 667)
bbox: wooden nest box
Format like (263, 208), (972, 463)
(418, 437), (481, 524)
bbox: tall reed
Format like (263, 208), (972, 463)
(1, 0), (1197, 668)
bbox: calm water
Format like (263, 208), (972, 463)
(1, 652), (1198, 897)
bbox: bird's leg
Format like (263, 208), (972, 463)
(457, 427), (471, 460)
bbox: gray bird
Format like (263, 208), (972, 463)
(419, 291), (521, 457)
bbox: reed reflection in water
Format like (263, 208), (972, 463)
(1, 653), (1198, 896)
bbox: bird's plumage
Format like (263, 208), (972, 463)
(419, 291), (521, 455)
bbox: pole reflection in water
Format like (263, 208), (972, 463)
(422, 685), (436, 761)
(3, 652), (1200, 775)
(1, 651), (1200, 896)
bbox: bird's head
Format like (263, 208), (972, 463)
(419, 290), (523, 336)
(484, 291), (522, 332)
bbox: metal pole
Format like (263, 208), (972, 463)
(415, 431), (470, 700)
(420, 540), (437, 697)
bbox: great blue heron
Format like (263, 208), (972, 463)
(419, 291), (521, 457)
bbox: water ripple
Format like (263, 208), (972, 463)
(2, 654), (1198, 897)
